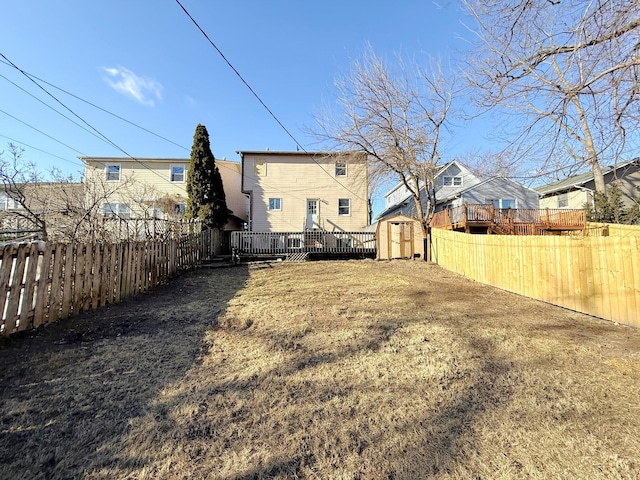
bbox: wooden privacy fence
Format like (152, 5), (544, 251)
(0, 228), (220, 337)
(430, 226), (640, 327)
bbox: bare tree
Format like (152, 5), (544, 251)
(463, 0), (640, 194)
(314, 46), (455, 235)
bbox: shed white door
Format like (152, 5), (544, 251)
(306, 199), (319, 229)
(389, 222), (414, 259)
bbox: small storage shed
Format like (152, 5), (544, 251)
(376, 214), (424, 260)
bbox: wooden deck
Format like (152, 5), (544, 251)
(429, 204), (586, 235)
(231, 230), (376, 258)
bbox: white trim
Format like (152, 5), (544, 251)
(338, 198), (351, 216)
(170, 164), (186, 183)
(105, 163), (121, 182)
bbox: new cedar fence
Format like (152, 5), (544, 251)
(430, 226), (640, 328)
(0, 228), (220, 337)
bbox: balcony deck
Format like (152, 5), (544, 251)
(231, 230), (376, 259)
(429, 204), (586, 235)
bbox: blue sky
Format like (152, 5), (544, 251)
(1, 0), (481, 212)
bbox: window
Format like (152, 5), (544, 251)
(269, 198), (282, 211)
(106, 164), (121, 181)
(255, 160), (267, 177)
(336, 237), (353, 249)
(287, 237), (301, 249)
(557, 193), (569, 208)
(170, 165), (185, 182)
(443, 176), (462, 186)
(103, 203), (131, 219)
(335, 160), (347, 177)
(338, 198), (351, 216)
(0, 194), (8, 210)
(487, 198), (517, 209)
(176, 203), (186, 216)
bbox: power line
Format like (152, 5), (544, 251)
(0, 51), (231, 206)
(0, 71), (110, 144)
(174, 0), (368, 202)
(0, 59), (189, 152)
(0, 134), (83, 167)
(0, 109), (88, 157)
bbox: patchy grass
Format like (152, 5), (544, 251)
(1, 261), (639, 479)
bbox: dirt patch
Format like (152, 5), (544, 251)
(1, 261), (639, 479)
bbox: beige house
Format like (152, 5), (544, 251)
(537, 158), (640, 210)
(238, 150), (369, 232)
(81, 157), (247, 230)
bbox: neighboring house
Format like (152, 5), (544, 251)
(377, 160), (539, 221)
(238, 150), (369, 232)
(536, 158), (640, 209)
(0, 182), (85, 241)
(81, 157), (248, 230)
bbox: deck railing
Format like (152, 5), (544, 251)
(430, 205), (586, 234)
(231, 231), (376, 255)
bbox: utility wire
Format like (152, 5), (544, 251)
(0, 134), (83, 167)
(0, 109), (88, 157)
(0, 59), (189, 152)
(0, 72), (110, 144)
(174, 0), (367, 202)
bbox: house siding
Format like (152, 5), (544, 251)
(82, 158), (247, 228)
(241, 152), (368, 232)
(455, 178), (539, 209)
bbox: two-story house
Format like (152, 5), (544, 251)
(238, 150), (369, 232)
(81, 157), (248, 230)
(377, 160), (539, 221)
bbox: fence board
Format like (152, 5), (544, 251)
(33, 243), (54, 328)
(4, 244), (29, 333)
(60, 244), (74, 319)
(49, 244), (66, 323)
(0, 228), (221, 336)
(431, 228), (640, 327)
(18, 242), (40, 331)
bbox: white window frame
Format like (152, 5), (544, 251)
(486, 198), (517, 209)
(557, 193), (569, 208)
(103, 202), (131, 219)
(105, 163), (121, 182)
(170, 164), (185, 183)
(269, 198), (282, 211)
(443, 176), (462, 187)
(335, 160), (347, 177)
(338, 198), (351, 216)
(0, 194), (8, 211)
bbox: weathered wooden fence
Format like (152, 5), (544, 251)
(0, 229), (220, 336)
(430, 225), (640, 327)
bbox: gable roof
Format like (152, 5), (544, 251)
(382, 159), (470, 199)
(438, 176), (539, 203)
(536, 158), (640, 196)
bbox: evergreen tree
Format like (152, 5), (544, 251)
(185, 124), (228, 229)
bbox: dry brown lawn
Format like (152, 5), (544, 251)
(1, 260), (639, 479)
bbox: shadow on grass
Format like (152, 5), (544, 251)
(0, 265), (249, 480)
